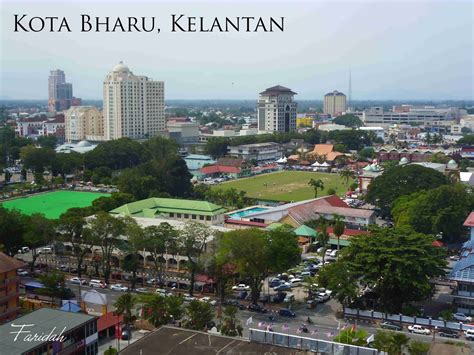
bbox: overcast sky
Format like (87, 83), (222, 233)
(1, 0), (473, 100)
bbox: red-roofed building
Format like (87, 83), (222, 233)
(98, 312), (123, 341)
(199, 158), (251, 179)
(464, 212), (474, 241)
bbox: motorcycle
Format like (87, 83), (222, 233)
(299, 324), (309, 333)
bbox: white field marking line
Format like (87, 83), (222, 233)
(216, 340), (237, 354)
(178, 333), (197, 345)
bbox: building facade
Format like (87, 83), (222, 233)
(103, 62), (165, 140)
(48, 70), (74, 112)
(323, 90), (347, 116)
(257, 85), (297, 132)
(15, 115), (65, 142)
(228, 142), (282, 162)
(0, 253), (25, 324)
(362, 107), (454, 129)
(65, 106), (104, 142)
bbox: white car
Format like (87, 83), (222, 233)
(183, 294), (197, 302)
(232, 284), (250, 291)
(69, 277), (87, 285)
(464, 329), (474, 340)
(89, 279), (107, 288)
(38, 247), (53, 254)
(156, 288), (170, 297)
(17, 269), (29, 277)
(407, 325), (431, 335)
(134, 287), (149, 294)
(110, 284), (128, 292)
(200, 297), (217, 306)
(288, 278), (302, 287)
(453, 313), (472, 322)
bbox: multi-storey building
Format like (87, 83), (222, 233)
(323, 90), (347, 116)
(0, 252), (25, 324)
(362, 107), (455, 130)
(15, 114), (65, 142)
(103, 62), (165, 140)
(65, 106), (104, 142)
(228, 142), (282, 162)
(257, 85), (297, 132)
(48, 70), (75, 112)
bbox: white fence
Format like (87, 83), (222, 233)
(249, 328), (378, 355)
(344, 308), (474, 331)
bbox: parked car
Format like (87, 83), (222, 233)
(89, 279), (107, 288)
(288, 278), (302, 287)
(279, 308), (296, 317)
(272, 292), (287, 303)
(284, 294), (295, 303)
(17, 269), (29, 277)
(183, 294), (197, 302)
(146, 278), (158, 285)
(408, 325), (431, 335)
(134, 287), (149, 294)
(223, 299), (245, 310)
(464, 329), (474, 340)
(38, 247), (53, 254)
(269, 279), (283, 288)
(69, 277), (87, 285)
(453, 313), (472, 322)
(329, 250), (338, 258)
(300, 271), (315, 278)
(438, 328), (459, 338)
(156, 288), (170, 297)
(274, 283), (292, 292)
(450, 255), (460, 261)
(232, 284), (250, 291)
(247, 303), (267, 313)
(200, 297), (217, 306)
(121, 328), (131, 341)
(380, 321), (402, 331)
(110, 284), (129, 292)
(17, 247), (30, 254)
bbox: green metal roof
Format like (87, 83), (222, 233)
(110, 197), (226, 217)
(294, 225), (317, 237)
(0, 308), (95, 354)
(328, 237), (351, 247)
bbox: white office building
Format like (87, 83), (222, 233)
(228, 142), (282, 162)
(103, 62), (165, 140)
(362, 107), (454, 129)
(257, 85), (297, 132)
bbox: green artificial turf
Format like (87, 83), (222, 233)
(1, 190), (110, 219)
(213, 170), (349, 202)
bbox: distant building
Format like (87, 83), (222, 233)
(0, 252), (25, 324)
(323, 90), (347, 116)
(103, 62), (165, 140)
(0, 308), (98, 354)
(183, 154), (215, 171)
(48, 69), (79, 112)
(296, 117), (313, 127)
(257, 85), (297, 132)
(317, 123), (349, 132)
(199, 158), (252, 179)
(362, 107), (455, 130)
(55, 140), (98, 154)
(358, 126), (385, 140)
(15, 114), (65, 141)
(167, 121), (200, 144)
(228, 142), (282, 162)
(110, 197), (227, 225)
(65, 106), (104, 142)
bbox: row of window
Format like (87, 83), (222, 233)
(169, 212), (212, 221)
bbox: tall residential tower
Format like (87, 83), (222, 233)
(323, 90), (347, 117)
(103, 62), (165, 140)
(257, 85), (297, 132)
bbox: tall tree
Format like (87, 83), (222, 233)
(85, 212), (126, 284)
(179, 221), (213, 296)
(332, 215), (345, 257)
(0, 206), (27, 256)
(142, 223), (179, 285)
(121, 218), (145, 290)
(366, 164), (447, 216)
(114, 293), (137, 333)
(317, 217), (330, 266)
(339, 169), (356, 186)
(308, 178), (325, 198)
(24, 214), (56, 271)
(184, 299), (214, 331)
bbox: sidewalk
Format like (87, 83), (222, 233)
(98, 329), (149, 354)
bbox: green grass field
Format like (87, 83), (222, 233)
(213, 171), (349, 202)
(1, 191), (110, 219)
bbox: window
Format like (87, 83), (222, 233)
(169, 213), (174, 218)
(200, 215), (204, 220)
(184, 214), (189, 218)
(177, 213), (181, 218)
(192, 214), (196, 220)
(206, 216), (211, 221)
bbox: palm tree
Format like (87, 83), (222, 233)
(317, 217), (330, 266)
(332, 215), (345, 258)
(339, 169), (356, 187)
(114, 293), (137, 344)
(308, 178), (324, 198)
(390, 332), (410, 355)
(407, 340), (430, 355)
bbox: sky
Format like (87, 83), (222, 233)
(0, 0), (473, 100)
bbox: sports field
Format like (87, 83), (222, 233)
(213, 171), (348, 202)
(1, 191), (110, 219)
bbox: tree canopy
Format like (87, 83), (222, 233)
(365, 164), (447, 216)
(318, 226), (447, 313)
(391, 183), (474, 243)
(333, 114), (363, 128)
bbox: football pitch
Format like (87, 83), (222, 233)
(1, 190), (110, 219)
(213, 170), (348, 202)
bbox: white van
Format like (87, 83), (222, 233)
(289, 278), (302, 287)
(89, 279), (106, 288)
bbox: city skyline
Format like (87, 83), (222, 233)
(1, 1), (473, 101)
